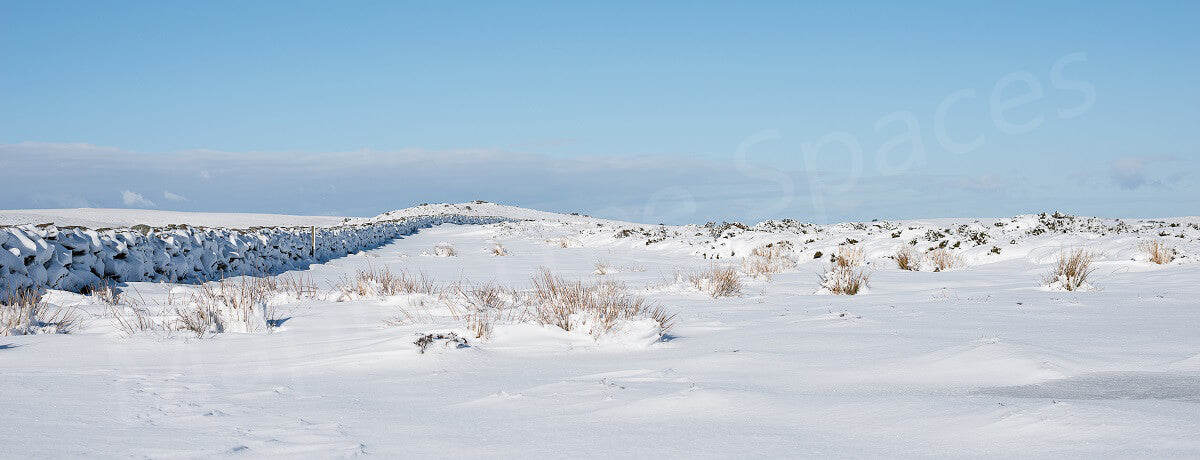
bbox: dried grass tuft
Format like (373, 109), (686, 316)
(894, 245), (921, 271)
(593, 260), (611, 275)
(927, 248), (962, 272)
(1140, 240), (1176, 265)
(445, 283), (523, 340)
(174, 277), (281, 337)
(87, 280), (123, 306)
(820, 266), (871, 295)
(1, 289), (80, 336)
(742, 242), (797, 280)
(530, 269), (674, 337)
(820, 246), (870, 295)
(338, 268), (436, 299)
(833, 245), (865, 269)
(433, 243), (458, 257)
(490, 242), (509, 256)
(688, 265), (742, 298)
(1044, 248), (1098, 291)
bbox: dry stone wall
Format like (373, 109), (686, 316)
(0, 214), (507, 293)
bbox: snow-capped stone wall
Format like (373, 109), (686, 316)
(0, 215), (508, 293)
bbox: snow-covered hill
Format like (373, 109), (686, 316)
(356, 201), (626, 225)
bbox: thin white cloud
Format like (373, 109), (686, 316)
(163, 190), (188, 201)
(121, 190), (156, 208)
(1, 142), (1194, 222)
(1110, 155), (1178, 190)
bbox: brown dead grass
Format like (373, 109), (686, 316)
(1, 289), (79, 336)
(1140, 240), (1176, 265)
(338, 268), (436, 299)
(531, 269), (674, 337)
(927, 248), (962, 272)
(833, 245), (865, 269)
(1044, 248), (1098, 291)
(593, 260), (611, 275)
(688, 265), (742, 298)
(446, 282), (522, 340)
(490, 242), (509, 256)
(175, 277), (278, 337)
(820, 245), (870, 295)
(820, 266), (870, 295)
(894, 245), (921, 271)
(742, 242), (797, 280)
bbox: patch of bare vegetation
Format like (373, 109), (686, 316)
(530, 269), (674, 338)
(593, 260), (611, 275)
(432, 243), (458, 257)
(833, 245), (865, 269)
(392, 271), (675, 345)
(819, 246), (870, 295)
(413, 332), (469, 353)
(1140, 240), (1176, 265)
(927, 248), (963, 272)
(99, 285), (171, 336)
(546, 237), (579, 248)
(1044, 248), (1098, 292)
(445, 282), (522, 340)
(108, 302), (165, 336)
(259, 274), (320, 300)
(174, 277), (283, 337)
(687, 265), (742, 298)
(1, 289), (79, 336)
(490, 242), (509, 256)
(894, 245), (921, 271)
(742, 242), (797, 280)
(337, 268), (435, 300)
(87, 281), (123, 306)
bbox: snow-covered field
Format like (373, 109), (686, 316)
(2, 203), (1199, 457)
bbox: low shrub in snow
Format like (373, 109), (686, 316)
(688, 265), (742, 298)
(894, 245), (921, 271)
(413, 332), (469, 354)
(1139, 240), (1176, 265)
(490, 242), (509, 256)
(927, 248), (962, 272)
(108, 302), (167, 336)
(99, 285), (174, 335)
(833, 245), (865, 269)
(1, 288), (79, 336)
(433, 243), (458, 257)
(530, 270), (675, 339)
(546, 237), (579, 248)
(742, 242), (797, 280)
(819, 245), (870, 295)
(256, 273), (320, 300)
(819, 265), (871, 295)
(86, 281), (123, 306)
(445, 282), (521, 340)
(594, 260), (611, 275)
(1043, 248), (1098, 292)
(174, 278), (282, 337)
(337, 268), (435, 300)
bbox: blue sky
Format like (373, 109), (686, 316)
(1, 1), (1197, 223)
